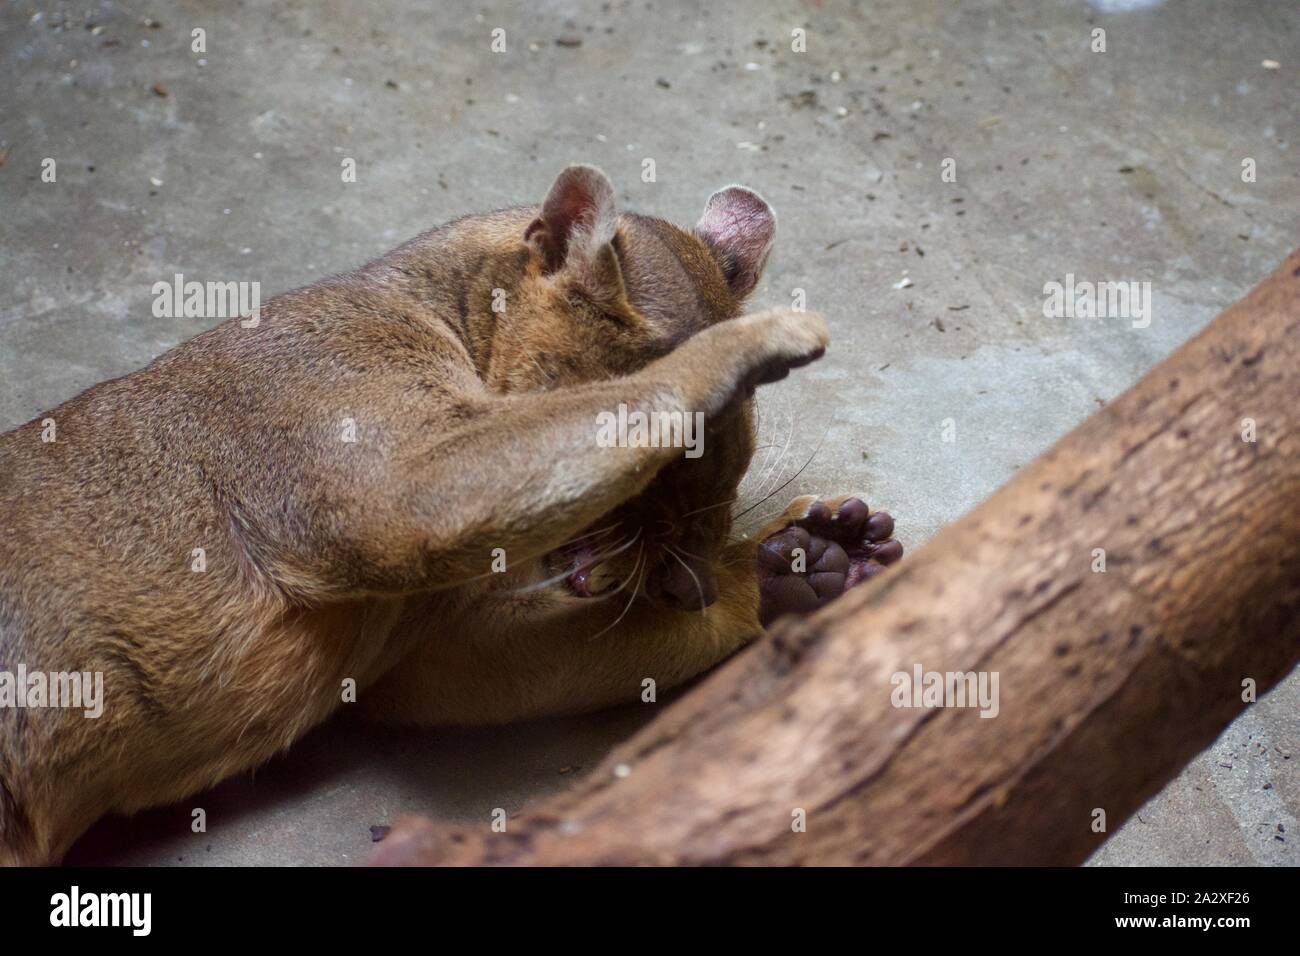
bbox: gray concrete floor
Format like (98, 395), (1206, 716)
(2, 0), (1296, 865)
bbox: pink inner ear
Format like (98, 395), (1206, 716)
(541, 166), (616, 247)
(552, 186), (597, 234)
(696, 187), (776, 293)
(532, 165), (620, 281)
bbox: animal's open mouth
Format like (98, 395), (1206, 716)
(564, 542), (602, 598)
(539, 466), (725, 610)
(546, 524), (638, 599)
(544, 517), (719, 611)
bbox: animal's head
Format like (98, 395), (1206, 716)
(491, 163), (776, 389)
(497, 165), (782, 616)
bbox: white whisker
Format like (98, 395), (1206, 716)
(586, 544), (646, 640)
(511, 529), (642, 595)
(666, 545), (707, 615)
(734, 412), (836, 526)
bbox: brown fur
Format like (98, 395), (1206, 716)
(0, 166), (833, 864)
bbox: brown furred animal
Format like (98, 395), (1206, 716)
(0, 165), (901, 864)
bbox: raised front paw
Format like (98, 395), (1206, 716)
(756, 496), (902, 627)
(734, 308), (829, 391)
(663, 308), (830, 418)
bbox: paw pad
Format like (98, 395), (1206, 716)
(757, 498), (902, 626)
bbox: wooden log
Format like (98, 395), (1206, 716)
(370, 251), (1300, 866)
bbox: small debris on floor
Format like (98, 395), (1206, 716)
(369, 825), (391, 842)
(785, 89), (819, 109)
(152, 83), (168, 97)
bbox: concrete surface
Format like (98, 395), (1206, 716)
(1, 0), (1295, 865)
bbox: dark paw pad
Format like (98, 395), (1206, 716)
(757, 498), (902, 626)
(743, 347), (826, 394)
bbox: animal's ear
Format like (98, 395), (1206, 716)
(694, 186), (776, 298)
(525, 165), (624, 301)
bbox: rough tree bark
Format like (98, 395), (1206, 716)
(371, 250), (1300, 866)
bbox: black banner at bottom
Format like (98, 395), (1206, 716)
(0, 865), (1279, 941)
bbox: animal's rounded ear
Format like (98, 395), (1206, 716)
(525, 165), (619, 277)
(694, 186), (776, 299)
